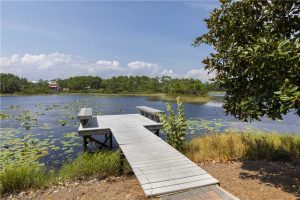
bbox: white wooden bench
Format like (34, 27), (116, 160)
(77, 108), (93, 127)
(136, 106), (165, 122)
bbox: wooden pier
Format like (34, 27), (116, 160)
(77, 107), (238, 199)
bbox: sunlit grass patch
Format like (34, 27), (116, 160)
(160, 94), (211, 104)
(0, 164), (54, 193)
(186, 132), (245, 163)
(186, 131), (300, 163)
(58, 151), (120, 181)
(0, 151), (126, 194)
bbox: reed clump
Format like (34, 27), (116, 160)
(0, 151), (121, 194)
(186, 131), (300, 164)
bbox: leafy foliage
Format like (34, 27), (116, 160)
(58, 76), (102, 91)
(159, 97), (186, 152)
(0, 73), (53, 94)
(194, 0), (300, 121)
(1, 73), (216, 97)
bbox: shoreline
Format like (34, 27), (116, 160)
(1, 132), (299, 198)
(0, 92), (211, 103)
(3, 160), (299, 200)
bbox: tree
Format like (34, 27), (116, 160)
(0, 73), (27, 93)
(194, 0), (300, 121)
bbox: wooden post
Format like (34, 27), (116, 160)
(155, 130), (160, 136)
(109, 133), (113, 149)
(119, 148), (125, 174)
(83, 136), (88, 151)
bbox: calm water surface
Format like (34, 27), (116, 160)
(1, 95), (299, 168)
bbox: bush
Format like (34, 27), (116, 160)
(159, 97), (186, 152)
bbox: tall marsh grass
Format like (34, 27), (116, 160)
(186, 131), (300, 163)
(0, 151), (122, 194)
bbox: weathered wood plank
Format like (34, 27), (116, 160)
(141, 174), (215, 190)
(144, 178), (219, 196)
(136, 170), (209, 185)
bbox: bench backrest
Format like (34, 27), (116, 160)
(77, 108), (92, 127)
(136, 106), (165, 122)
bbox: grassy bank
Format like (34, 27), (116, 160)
(186, 131), (300, 164)
(3, 131), (299, 194)
(0, 151), (130, 194)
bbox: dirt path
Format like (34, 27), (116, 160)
(202, 160), (300, 200)
(3, 161), (299, 200)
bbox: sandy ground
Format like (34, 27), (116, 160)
(202, 160), (300, 200)
(3, 160), (300, 200)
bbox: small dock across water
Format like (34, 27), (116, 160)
(77, 106), (238, 199)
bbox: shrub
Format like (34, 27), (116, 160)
(159, 97), (186, 152)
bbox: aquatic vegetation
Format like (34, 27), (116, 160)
(0, 113), (10, 120)
(10, 105), (20, 110)
(57, 119), (67, 126)
(186, 118), (229, 134)
(0, 130), (51, 169)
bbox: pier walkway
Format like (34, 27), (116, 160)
(78, 107), (238, 199)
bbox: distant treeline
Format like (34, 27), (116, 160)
(0, 73), (223, 95)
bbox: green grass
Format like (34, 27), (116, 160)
(58, 151), (120, 181)
(2, 131), (299, 194)
(186, 131), (300, 163)
(0, 151), (126, 194)
(160, 94), (210, 104)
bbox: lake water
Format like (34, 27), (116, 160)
(1, 95), (299, 169)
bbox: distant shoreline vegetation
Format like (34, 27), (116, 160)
(0, 73), (223, 103)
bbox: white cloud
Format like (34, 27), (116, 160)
(127, 60), (178, 77)
(21, 52), (72, 70)
(1, 53), (84, 80)
(0, 55), (21, 66)
(1, 53), (212, 81)
(96, 60), (120, 68)
(185, 68), (216, 82)
(127, 61), (159, 70)
(88, 60), (123, 74)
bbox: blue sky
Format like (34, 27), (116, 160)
(1, 1), (219, 81)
